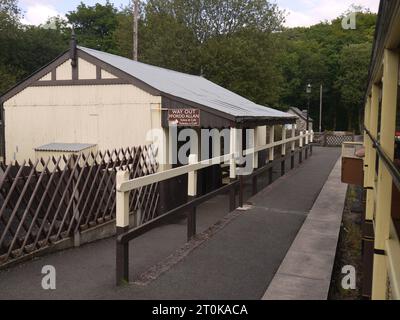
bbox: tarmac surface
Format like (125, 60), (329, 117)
(0, 147), (341, 299)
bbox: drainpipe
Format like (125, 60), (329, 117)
(0, 102), (5, 164)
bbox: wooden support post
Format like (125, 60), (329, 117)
(291, 126), (296, 169)
(230, 128), (237, 179)
(299, 131), (303, 164)
(365, 85), (380, 222)
(187, 154), (197, 240)
(187, 206), (196, 241)
(254, 127), (259, 169)
(269, 125), (275, 162)
(116, 170), (130, 233)
(229, 187), (236, 212)
(268, 166), (273, 185)
(364, 97), (372, 189)
(116, 240), (129, 286)
(281, 125), (286, 176)
(299, 131), (303, 148)
(251, 127), (258, 195)
(291, 125), (296, 152)
(257, 126), (267, 166)
(305, 131), (309, 159)
(187, 154), (198, 197)
(239, 175), (244, 208)
(116, 170), (130, 285)
(372, 49), (399, 300)
(362, 93), (375, 300)
(252, 175), (258, 195)
(291, 153), (295, 169)
(281, 125), (286, 157)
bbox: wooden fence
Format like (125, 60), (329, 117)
(313, 131), (355, 146)
(0, 146), (159, 267)
(115, 130), (313, 284)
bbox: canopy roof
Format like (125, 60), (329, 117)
(79, 46), (295, 123)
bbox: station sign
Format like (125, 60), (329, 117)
(168, 108), (200, 127)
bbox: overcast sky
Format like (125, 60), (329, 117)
(19, 0), (380, 27)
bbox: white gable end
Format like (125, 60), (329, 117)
(78, 58), (97, 80)
(56, 59), (72, 80)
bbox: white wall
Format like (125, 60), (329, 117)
(4, 84), (162, 162)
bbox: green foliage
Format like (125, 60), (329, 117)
(0, 0), (21, 25)
(0, 0), (377, 133)
(66, 1), (120, 52)
(139, 9), (200, 74)
(335, 42), (372, 131)
(277, 9), (376, 131)
(201, 31), (283, 106)
(144, 0), (285, 42)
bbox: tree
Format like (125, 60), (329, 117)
(140, 8), (200, 74)
(145, 0), (285, 43)
(335, 42), (372, 131)
(136, 0), (285, 105)
(66, 1), (120, 52)
(276, 8), (376, 131)
(201, 30), (283, 106)
(0, 0), (21, 94)
(0, 0), (21, 24)
(0, 0), (68, 95)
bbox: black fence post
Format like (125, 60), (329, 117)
(239, 175), (244, 208)
(268, 166), (273, 185)
(229, 186), (236, 212)
(299, 149), (303, 164)
(116, 240), (129, 286)
(291, 153), (295, 169)
(187, 205), (196, 241)
(252, 175), (258, 195)
(281, 158), (285, 176)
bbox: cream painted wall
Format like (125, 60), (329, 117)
(39, 72), (52, 81)
(78, 58), (97, 79)
(56, 60), (72, 80)
(4, 84), (162, 163)
(101, 69), (117, 79)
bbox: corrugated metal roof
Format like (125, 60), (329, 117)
(35, 143), (97, 152)
(79, 46), (296, 121)
(289, 107), (314, 122)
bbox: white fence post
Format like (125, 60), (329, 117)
(116, 170), (130, 234)
(281, 125), (287, 156)
(269, 125), (275, 162)
(254, 127), (259, 169)
(305, 130), (309, 145)
(188, 154), (198, 197)
(299, 131), (304, 148)
(291, 126), (296, 152)
(230, 128), (237, 179)
(310, 130), (314, 143)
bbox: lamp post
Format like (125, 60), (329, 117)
(306, 83), (312, 131)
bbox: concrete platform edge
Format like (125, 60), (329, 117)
(262, 159), (347, 300)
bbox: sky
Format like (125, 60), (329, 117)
(19, 0), (381, 27)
